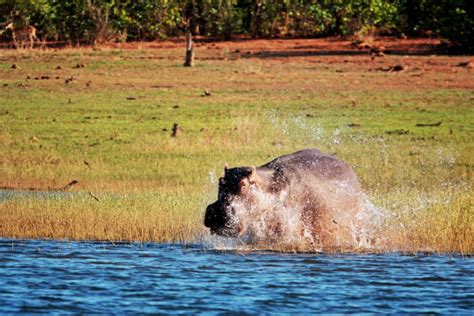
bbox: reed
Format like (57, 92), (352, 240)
(373, 187), (474, 254)
(0, 192), (207, 243)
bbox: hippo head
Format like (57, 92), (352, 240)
(204, 166), (258, 237)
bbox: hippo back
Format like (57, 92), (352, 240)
(261, 149), (361, 190)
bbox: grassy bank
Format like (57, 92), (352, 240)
(1, 39), (473, 252)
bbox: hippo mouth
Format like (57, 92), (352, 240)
(205, 201), (243, 237)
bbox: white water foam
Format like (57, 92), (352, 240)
(203, 184), (384, 252)
(201, 113), (465, 253)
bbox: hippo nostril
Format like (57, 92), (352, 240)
(204, 201), (233, 234)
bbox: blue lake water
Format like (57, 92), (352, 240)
(0, 239), (473, 314)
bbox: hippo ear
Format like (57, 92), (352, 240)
(240, 179), (250, 194)
(248, 166), (261, 185)
(224, 163), (229, 175)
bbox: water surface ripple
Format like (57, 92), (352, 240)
(0, 239), (472, 314)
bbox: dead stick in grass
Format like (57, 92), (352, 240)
(416, 121), (442, 127)
(89, 191), (100, 201)
(60, 180), (78, 191)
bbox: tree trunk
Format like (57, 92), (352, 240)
(251, 0), (263, 38)
(184, 31), (194, 67)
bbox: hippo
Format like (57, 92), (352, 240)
(204, 149), (370, 248)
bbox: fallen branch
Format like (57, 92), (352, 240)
(60, 180), (79, 191)
(89, 191), (100, 201)
(416, 121), (441, 127)
(378, 64), (407, 72)
(386, 129), (409, 135)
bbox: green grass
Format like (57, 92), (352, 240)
(0, 44), (473, 252)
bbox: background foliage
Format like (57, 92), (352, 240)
(0, 0), (473, 50)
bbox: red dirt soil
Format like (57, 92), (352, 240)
(104, 36), (447, 55)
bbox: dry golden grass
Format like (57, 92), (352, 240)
(0, 192), (206, 243)
(374, 187), (474, 254)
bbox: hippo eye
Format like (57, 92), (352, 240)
(219, 178), (226, 185)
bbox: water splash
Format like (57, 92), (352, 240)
(204, 183), (384, 253)
(202, 112), (469, 253)
(208, 172), (216, 185)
